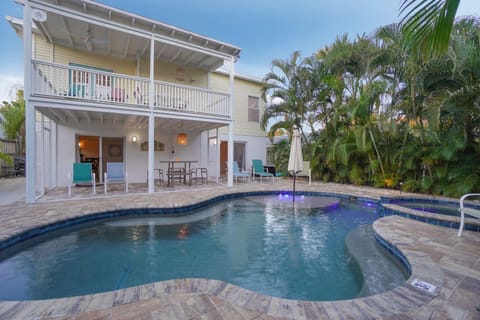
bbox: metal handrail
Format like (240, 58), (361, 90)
(458, 193), (480, 237)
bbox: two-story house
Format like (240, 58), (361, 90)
(8, 0), (269, 203)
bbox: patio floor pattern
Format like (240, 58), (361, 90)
(0, 180), (479, 319)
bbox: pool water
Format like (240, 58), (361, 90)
(392, 201), (460, 216)
(0, 196), (408, 301)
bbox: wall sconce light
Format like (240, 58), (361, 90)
(78, 140), (84, 149)
(177, 133), (188, 145)
(131, 136), (137, 143)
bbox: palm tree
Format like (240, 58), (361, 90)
(418, 17), (480, 195)
(0, 90), (25, 164)
(1, 90), (25, 141)
(261, 51), (308, 141)
(400, 0), (460, 59)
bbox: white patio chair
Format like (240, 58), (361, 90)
(104, 162), (128, 194)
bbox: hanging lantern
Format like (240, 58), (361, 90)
(177, 133), (188, 145)
(177, 120), (187, 145)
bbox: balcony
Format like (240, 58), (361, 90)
(31, 60), (231, 119)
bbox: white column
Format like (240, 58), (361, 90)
(24, 2), (35, 203)
(52, 120), (58, 188)
(40, 114), (45, 196)
(215, 128), (219, 183)
(227, 58), (235, 187)
(148, 36), (155, 193)
(136, 53), (141, 77)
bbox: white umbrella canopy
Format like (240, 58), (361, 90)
(288, 127), (303, 202)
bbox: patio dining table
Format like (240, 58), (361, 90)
(159, 160), (198, 186)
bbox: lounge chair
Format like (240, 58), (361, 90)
(228, 161), (250, 183)
(296, 161), (312, 185)
(68, 162), (96, 197)
(458, 193), (480, 237)
(252, 159), (274, 183)
(104, 162), (128, 194)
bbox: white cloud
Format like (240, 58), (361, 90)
(0, 75), (23, 103)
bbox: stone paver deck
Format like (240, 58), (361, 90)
(0, 180), (479, 319)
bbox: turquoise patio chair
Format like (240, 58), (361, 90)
(104, 162), (128, 194)
(252, 159), (274, 183)
(68, 162), (96, 197)
(227, 161), (250, 183)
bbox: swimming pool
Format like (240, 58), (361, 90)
(0, 195), (409, 301)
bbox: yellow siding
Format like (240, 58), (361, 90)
(137, 58), (208, 88)
(33, 36), (209, 84)
(53, 47), (136, 76)
(34, 34), (52, 62)
(34, 35), (136, 74)
(211, 72), (266, 137)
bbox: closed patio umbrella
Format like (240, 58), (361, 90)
(288, 127), (303, 202)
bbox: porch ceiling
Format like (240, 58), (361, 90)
(36, 107), (226, 132)
(12, 0), (241, 70)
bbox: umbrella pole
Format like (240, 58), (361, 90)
(293, 174), (296, 202)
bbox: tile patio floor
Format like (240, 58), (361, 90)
(0, 180), (479, 319)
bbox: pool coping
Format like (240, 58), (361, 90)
(0, 181), (478, 319)
(379, 196), (480, 232)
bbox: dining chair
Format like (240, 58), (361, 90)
(191, 168), (208, 185)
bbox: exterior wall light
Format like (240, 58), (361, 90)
(177, 133), (187, 145)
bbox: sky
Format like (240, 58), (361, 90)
(0, 0), (478, 102)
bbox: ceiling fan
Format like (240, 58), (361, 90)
(60, 26), (109, 49)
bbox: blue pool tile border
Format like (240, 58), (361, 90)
(377, 196), (480, 233)
(374, 233), (412, 274)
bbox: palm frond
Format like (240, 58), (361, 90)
(399, 0), (460, 59)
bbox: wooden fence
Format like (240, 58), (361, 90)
(0, 138), (21, 177)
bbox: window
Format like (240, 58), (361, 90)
(248, 96), (259, 122)
(266, 146), (275, 165)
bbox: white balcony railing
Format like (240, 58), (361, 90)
(31, 60), (230, 118)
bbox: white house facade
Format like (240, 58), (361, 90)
(8, 0), (270, 203)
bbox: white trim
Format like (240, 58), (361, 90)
(227, 59), (235, 187)
(30, 99), (232, 124)
(24, 1), (36, 203)
(40, 113), (45, 196)
(26, 1), (238, 62)
(148, 34), (155, 193)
